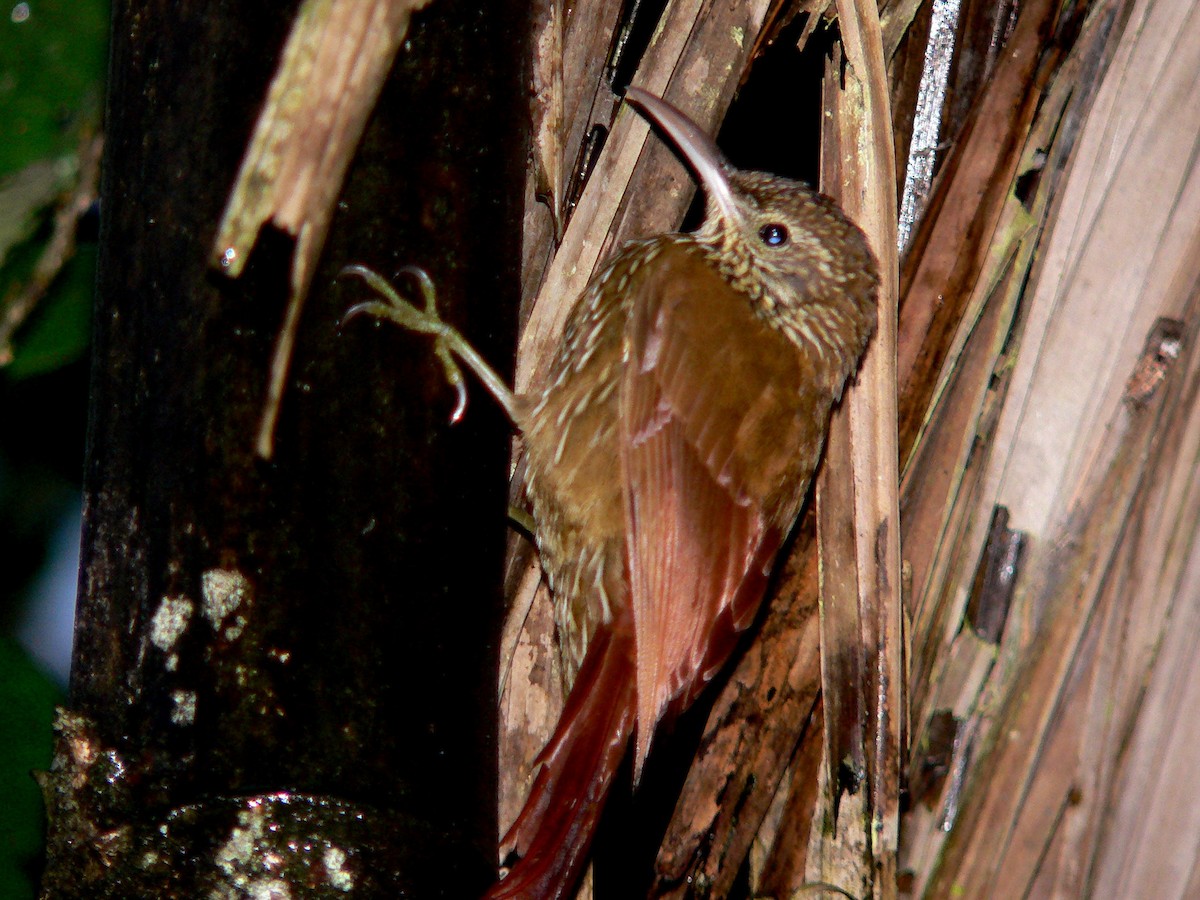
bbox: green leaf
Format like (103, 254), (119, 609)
(4, 243), (95, 379)
(0, 0), (107, 377)
(0, 0), (107, 178)
(0, 637), (62, 900)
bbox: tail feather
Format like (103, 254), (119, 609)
(485, 621), (636, 900)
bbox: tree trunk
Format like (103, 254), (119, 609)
(39, 2), (529, 896)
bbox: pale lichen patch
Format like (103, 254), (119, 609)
(202, 568), (250, 629)
(224, 615), (248, 641)
(170, 690), (196, 725)
(212, 804), (293, 900)
(150, 596), (193, 653)
(205, 796), (358, 897)
(323, 846), (354, 892)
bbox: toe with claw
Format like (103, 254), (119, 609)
(340, 264), (519, 425)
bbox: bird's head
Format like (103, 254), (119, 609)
(624, 86), (879, 369)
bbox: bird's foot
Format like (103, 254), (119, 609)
(341, 264), (473, 422)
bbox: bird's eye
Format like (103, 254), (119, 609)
(759, 223), (789, 247)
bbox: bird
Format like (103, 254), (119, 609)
(343, 86), (879, 900)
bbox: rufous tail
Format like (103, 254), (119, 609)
(484, 619), (635, 900)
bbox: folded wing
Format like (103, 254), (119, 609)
(620, 241), (824, 772)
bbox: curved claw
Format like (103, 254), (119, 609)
(342, 300), (395, 326)
(432, 340), (470, 423)
(395, 265), (438, 313)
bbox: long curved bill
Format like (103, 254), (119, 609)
(624, 86), (740, 225)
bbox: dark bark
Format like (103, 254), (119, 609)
(39, 2), (529, 896)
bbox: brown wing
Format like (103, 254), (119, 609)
(620, 241), (825, 772)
